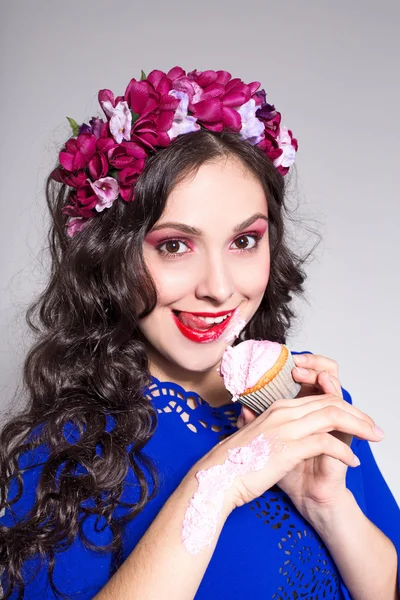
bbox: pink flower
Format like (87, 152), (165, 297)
(66, 217), (89, 238)
(87, 137), (116, 179)
(119, 164), (145, 201)
(88, 177), (120, 212)
(263, 112), (282, 140)
(62, 190), (96, 219)
(87, 152), (109, 179)
(50, 168), (87, 189)
(108, 142), (147, 169)
(124, 79), (160, 117)
(187, 69), (261, 133)
(124, 76), (180, 148)
(54, 67), (298, 237)
(146, 69), (174, 95)
(76, 183), (98, 209)
(167, 67), (204, 104)
(59, 133), (97, 172)
(100, 100), (132, 144)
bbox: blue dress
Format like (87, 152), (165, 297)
(2, 365), (399, 599)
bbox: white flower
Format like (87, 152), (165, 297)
(273, 126), (296, 168)
(100, 100), (132, 144)
(167, 90), (200, 140)
(238, 99), (265, 145)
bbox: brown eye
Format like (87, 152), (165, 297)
(165, 241), (181, 253)
(234, 236), (249, 249)
(158, 240), (188, 255)
(232, 234), (259, 251)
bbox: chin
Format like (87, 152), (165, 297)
(174, 346), (227, 373)
(149, 339), (225, 375)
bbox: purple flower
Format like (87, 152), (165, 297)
(238, 99), (265, 145)
(167, 91), (200, 139)
(254, 90), (276, 122)
(88, 176), (120, 212)
(89, 117), (105, 138)
(100, 100), (132, 144)
(79, 123), (92, 135)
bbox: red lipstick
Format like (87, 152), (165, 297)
(182, 309), (233, 317)
(172, 309), (235, 343)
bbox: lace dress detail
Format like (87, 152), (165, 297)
(145, 376), (240, 442)
(250, 494), (341, 599)
(143, 377), (345, 600)
(2, 376), (398, 598)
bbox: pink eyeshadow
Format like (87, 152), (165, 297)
(144, 230), (195, 249)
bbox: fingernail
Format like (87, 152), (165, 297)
(295, 355), (307, 363)
(373, 425), (385, 438)
(294, 366), (309, 375)
(353, 455), (361, 466)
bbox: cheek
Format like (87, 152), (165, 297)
(234, 252), (270, 298)
(145, 252), (196, 305)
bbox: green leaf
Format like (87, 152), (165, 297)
(140, 70), (147, 81)
(131, 110), (139, 123)
(66, 117), (80, 137)
(109, 168), (119, 180)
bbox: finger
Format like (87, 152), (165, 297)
(293, 353), (339, 377)
(317, 370), (343, 398)
(290, 432), (360, 468)
(292, 367), (343, 398)
(236, 405), (258, 429)
(266, 393), (375, 428)
(283, 405), (383, 441)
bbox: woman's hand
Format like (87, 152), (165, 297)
(236, 353), (343, 429)
(231, 354), (384, 524)
(292, 352), (342, 399)
(196, 363), (384, 520)
(272, 371), (358, 521)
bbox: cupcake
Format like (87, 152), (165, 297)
(219, 340), (301, 414)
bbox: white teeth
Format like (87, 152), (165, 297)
(201, 313), (231, 325)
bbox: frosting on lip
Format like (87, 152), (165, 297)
(219, 305), (246, 344)
(219, 339), (282, 400)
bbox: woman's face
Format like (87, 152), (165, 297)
(139, 157), (270, 374)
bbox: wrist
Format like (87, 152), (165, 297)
(302, 489), (357, 535)
(182, 464), (237, 520)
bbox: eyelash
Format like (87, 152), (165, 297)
(156, 232), (263, 259)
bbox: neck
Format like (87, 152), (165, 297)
(145, 345), (233, 408)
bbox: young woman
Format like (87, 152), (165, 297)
(0, 67), (399, 600)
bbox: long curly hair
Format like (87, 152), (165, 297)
(0, 130), (309, 598)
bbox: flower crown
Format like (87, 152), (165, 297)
(50, 67), (298, 238)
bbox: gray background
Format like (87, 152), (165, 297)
(0, 0), (399, 501)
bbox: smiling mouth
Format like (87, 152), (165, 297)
(173, 310), (233, 331)
(172, 309), (236, 343)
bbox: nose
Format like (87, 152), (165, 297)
(194, 252), (235, 305)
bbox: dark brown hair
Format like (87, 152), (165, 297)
(0, 130), (308, 598)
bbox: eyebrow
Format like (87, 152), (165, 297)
(150, 212), (268, 236)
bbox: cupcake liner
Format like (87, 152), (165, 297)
(238, 350), (301, 415)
